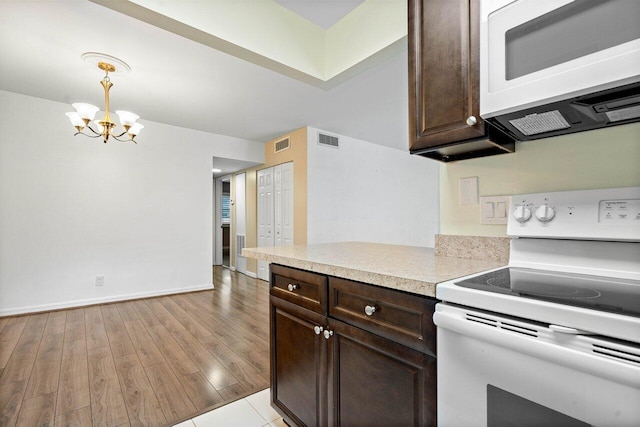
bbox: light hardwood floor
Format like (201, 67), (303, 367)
(0, 267), (270, 427)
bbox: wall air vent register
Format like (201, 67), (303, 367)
(274, 137), (290, 153)
(318, 133), (339, 148)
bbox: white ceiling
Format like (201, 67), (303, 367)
(275, 0), (365, 29)
(0, 1), (410, 155)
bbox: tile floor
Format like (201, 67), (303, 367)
(173, 388), (287, 427)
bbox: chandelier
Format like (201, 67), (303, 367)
(65, 53), (143, 144)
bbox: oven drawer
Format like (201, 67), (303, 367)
(329, 277), (436, 355)
(270, 264), (328, 315)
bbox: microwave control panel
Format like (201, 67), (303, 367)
(507, 187), (640, 241)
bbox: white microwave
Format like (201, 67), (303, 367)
(480, 0), (640, 123)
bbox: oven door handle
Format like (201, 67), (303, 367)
(549, 324), (594, 335)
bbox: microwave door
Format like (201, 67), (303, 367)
(481, 0), (640, 118)
(486, 0), (575, 95)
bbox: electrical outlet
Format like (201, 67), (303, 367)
(95, 276), (104, 287)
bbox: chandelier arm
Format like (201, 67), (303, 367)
(112, 133), (136, 144)
(83, 123), (102, 136)
(75, 130), (103, 139)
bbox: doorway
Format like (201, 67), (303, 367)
(214, 175), (232, 267)
(221, 179), (231, 267)
(235, 172), (248, 275)
(212, 157), (261, 272)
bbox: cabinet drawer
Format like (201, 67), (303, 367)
(329, 277), (436, 355)
(270, 264), (328, 315)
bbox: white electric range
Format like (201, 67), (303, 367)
(435, 187), (640, 427)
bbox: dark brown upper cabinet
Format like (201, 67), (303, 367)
(408, 0), (515, 162)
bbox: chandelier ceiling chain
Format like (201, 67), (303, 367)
(65, 53), (143, 144)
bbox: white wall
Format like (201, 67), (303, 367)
(307, 127), (439, 247)
(0, 90), (264, 315)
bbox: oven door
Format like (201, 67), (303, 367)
(480, 0), (640, 118)
(434, 303), (640, 427)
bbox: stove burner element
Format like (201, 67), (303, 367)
(485, 270), (601, 299)
(516, 285), (602, 300)
(454, 267), (640, 317)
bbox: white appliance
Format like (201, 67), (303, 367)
(480, 0), (640, 118)
(478, 0), (640, 147)
(435, 187), (640, 426)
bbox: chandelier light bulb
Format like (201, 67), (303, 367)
(71, 103), (99, 122)
(115, 110), (139, 129)
(65, 53), (143, 144)
(128, 122), (144, 137)
(65, 112), (85, 130)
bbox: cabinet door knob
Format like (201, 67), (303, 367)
(287, 283), (298, 292)
(364, 305), (377, 316)
(323, 329), (333, 340)
(466, 115), (477, 126)
(314, 325), (324, 335)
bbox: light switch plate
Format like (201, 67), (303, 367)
(480, 195), (510, 224)
(459, 177), (479, 205)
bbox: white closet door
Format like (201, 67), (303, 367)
(274, 164), (283, 247)
(281, 162), (294, 247)
(257, 162), (293, 281)
(257, 167), (274, 281)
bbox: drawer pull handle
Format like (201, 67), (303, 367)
(287, 283), (298, 292)
(364, 305), (376, 316)
(314, 325), (323, 335)
(323, 329), (333, 340)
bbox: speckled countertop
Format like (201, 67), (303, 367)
(242, 238), (509, 298)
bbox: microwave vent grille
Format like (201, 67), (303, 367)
(509, 110), (570, 136)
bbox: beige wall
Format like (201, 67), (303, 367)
(239, 127), (308, 274)
(440, 123), (640, 236)
(265, 127), (309, 246)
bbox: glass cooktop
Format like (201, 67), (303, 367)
(454, 267), (640, 317)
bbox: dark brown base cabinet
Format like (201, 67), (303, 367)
(270, 264), (437, 427)
(272, 297), (329, 427)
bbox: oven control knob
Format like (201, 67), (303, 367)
(535, 205), (556, 222)
(513, 205), (532, 223)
